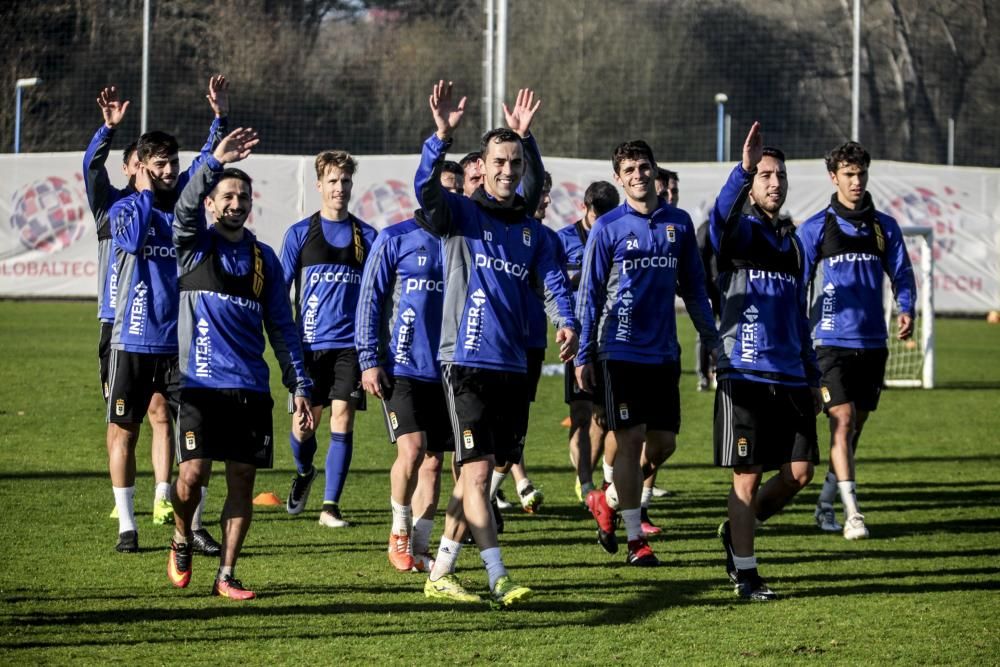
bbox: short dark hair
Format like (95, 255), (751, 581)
(542, 171), (552, 190)
(655, 168), (678, 184)
(136, 131), (178, 162)
(480, 128), (521, 156)
(824, 141), (870, 172)
(215, 167), (253, 192)
(612, 140), (656, 174)
(459, 152), (481, 168)
(441, 160), (463, 178)
(122, 141), (138, 166)
(762, 146), (786, 163)
(584, 180), (620, 217)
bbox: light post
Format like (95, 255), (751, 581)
(714, 92), (728, 162)
(14, 77), (42, 154)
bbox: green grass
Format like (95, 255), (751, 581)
(1, 300), (998, 664)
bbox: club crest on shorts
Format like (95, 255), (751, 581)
(737, 437), (749, 458)
(666, 225), (676, 243)
(115, 398), (125, 416)
(522, 227), (532, 246)
(389, 411), (398, 429)
(185, 431), (197, 451)
(618, 403), (629, 420)
(821, 387), (831, 403)
(462, 429), (475, 450)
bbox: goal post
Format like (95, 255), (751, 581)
(884, 225), (934, 389)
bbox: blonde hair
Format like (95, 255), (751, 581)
(314, 150), (358, 179)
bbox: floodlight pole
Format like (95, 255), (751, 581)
(14, 77), (42, 154)
(494, 0), (507, 128)
(851, 0), (861, 141)
(715, 93), (728, 162)
(483, 0), (495, 131)
(141, 0), (151, 134)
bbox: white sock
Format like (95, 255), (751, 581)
(733, 554), (758, 571)
(191, 486), (208, 531)
(640, 486), (653, 509)
(154, 482), (171, 503)
(218, 565), (233, 580)
(429, 537), (461, 581)
(113, 486), (136, 533)
(818, 471), (838, 506)
(838, 480), (860, 517)
(489, 471), (507, 501)
(412, 517), (434, 555)
(622, 508), (642, 542)
(602, 461), (614, 486)
(480, 546), (508, 590)
(516, 477), (532, 495)
(390, 498), (412, 535)
(605, 483), (620, 510)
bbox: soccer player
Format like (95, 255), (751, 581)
(694, 210), (721, 392)
(798, 141), (916, 540)
(439, 160), (464, 194)
(356, 209), (452, 573)
(557, 181), (619, 503)
(280, 151), (377, 528)
(654, 168), (679, 205)
(414, 81), (578, 607)
(168, 127), (314, 600)
(459, 152), (483, 197)
(104, 78), (228, 554)
(86, 84), (227, 545)
(576, 141), (718, 566)
(711, 122), (821, 600)
(490, 171), (557, 515)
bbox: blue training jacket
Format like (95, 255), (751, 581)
(557, 220), (589, 292)
(173, 157), (311, 396)
(798, 194), (916, 349)
(85, 118), (227, 324)
(709, 163), (820, 386)
(413, 133), (578, 373)
(280, 213), (377, 351)
(576, 200), (718, 366)
(355, 216), (445, 383)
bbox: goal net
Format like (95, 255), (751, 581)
(884, 225), (934, 388)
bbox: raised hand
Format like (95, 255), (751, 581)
(213, 128), (259, 164)
(429, 80), (467, 141)
(206, 74), (229, 117)
(503, 88), (541, 138)
(742, 121), (763, 172)
(97, 86), (130, 129)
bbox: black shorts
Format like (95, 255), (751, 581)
(441, 364), (527, 468)
(380, 376), (454, 453)
(525, 348), (545, 402)
(564, 361), (594, 404)
(177, 388), (274, 468)
(714, 378), (819, 470)
(817, 346), (888, 412)
(106, 349), (180, 424)
(303, 347), (366, 410)
(98, 322), (113, 402)
(599, 359), (681, 433)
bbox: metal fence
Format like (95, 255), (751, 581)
(3, 0), (998, 165)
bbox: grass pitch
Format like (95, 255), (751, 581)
(1, 301), (998, 664)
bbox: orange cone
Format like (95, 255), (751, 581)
(253, 491), (283, 506)
(560, 416), (572, 427)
